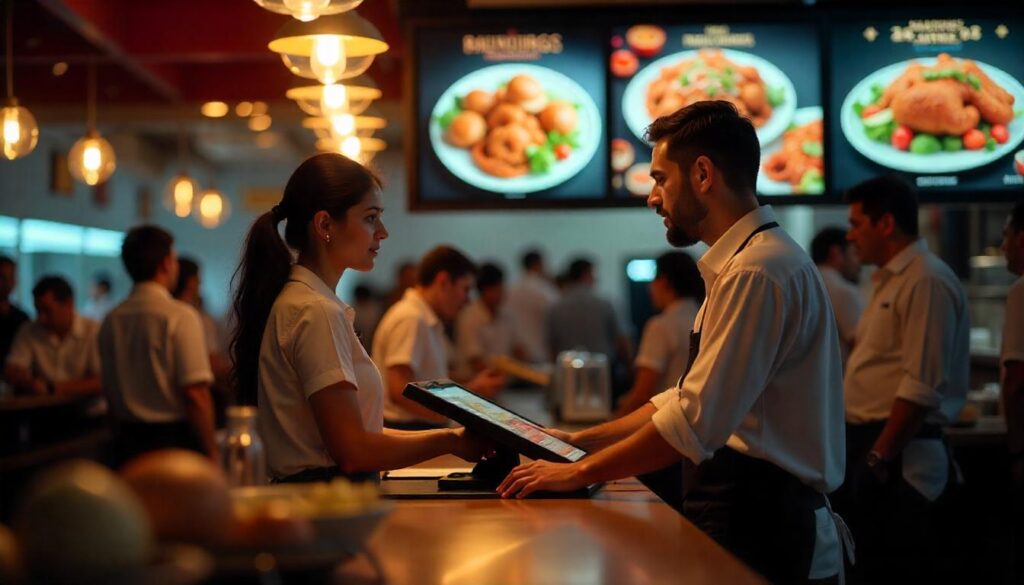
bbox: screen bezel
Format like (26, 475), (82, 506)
(403, 380), (587, 463)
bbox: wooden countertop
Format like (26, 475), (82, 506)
(333, 387), (766, 585)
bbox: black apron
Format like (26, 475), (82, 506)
(650, 221), (838, 584)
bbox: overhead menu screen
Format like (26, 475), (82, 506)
(414, 26), (608, 206)
(608, 23), (826, 199)
(829, 16), (1024, 196)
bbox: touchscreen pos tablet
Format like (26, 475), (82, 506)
(401, 380), (599, 497)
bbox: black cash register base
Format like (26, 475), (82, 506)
(380, 380), (600, 499)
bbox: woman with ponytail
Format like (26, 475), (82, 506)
(231, 153), (488, 482)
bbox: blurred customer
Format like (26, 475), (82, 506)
(384, 260), (418, 310)
(456, 262), (524, 373)
(82, 272), (115, 321)
(547, 257), (633, 380)
(506, 249), (559, 363)
(351, 284), (382, 350)
(1001, 200), (1024, 581)
(373, 246), (504, 428)
(837, 176), (969, 583)
(4, 275), (101, 396)
(614, 251), (703, 417)
(175, 256), (232, 424)
(0, 256), (29, 378)
(99, 226), (216, 465)
(811, 227), (865, 366)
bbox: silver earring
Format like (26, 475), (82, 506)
(325, 234), (331, 243)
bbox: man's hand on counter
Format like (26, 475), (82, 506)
(450, 427), (496, 462)
(497, 459), (587, 499)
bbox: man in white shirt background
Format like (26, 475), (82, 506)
(373, 245), (504, 428)
(455, 262), (525, 374)
(837, 176), (970, 584)
(614, 251), (703, 417)
(499, 101), (846, 584)
(4, 275), (102, 397)
(99, 226), (216, 465)
(1001, 201), (1024, 578)
(811, 227), (865, 367)
(505, 249), (559, 364)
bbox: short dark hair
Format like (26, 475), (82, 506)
(93, 272), (112, 293)
(32, 275), (74, 303)
(122, 225), (174, 283)
(655, 251), (704, 302)
(476, 263), (504, 292)
(843, 175), (919, 238)
(644, 100), (760, 195)
(1010, 201), (1024, 233)
(418, 245), (476, 286)
(174, 256), (200, 298)
(522, 250), (542, 271)
(567, 258), (594, 283)
(0, 256), (14, 269)
(811, 227), (850, 265)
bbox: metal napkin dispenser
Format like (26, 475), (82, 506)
(552, 350), (611, 422)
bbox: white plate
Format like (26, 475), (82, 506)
(621, 49), (796, 148)
(757, 106), (824, 196)
(840, 57), (1024, 174)
(429, 63), (602, 195)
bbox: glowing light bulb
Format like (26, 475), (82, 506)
(195, 188), (230, 229)
(320, 83), (348, 117)
(68, 133), (116, 186)
(340, 135), (361, 159)
(283, 0), (330, 21)
(201, 194), (223, 217)
(330, 113), (355, 136)
(1, 103), (39, 161)
(310, 36), (346, 84)
(173, 179), (194, 217)
(83, 144), (102, 172)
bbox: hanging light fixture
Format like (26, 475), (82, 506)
(315, 135), (385, 159)
(195, 186), (231, 229)
(1, 0), (37, 161)
(286, 75), (381, 117)
(302, 112), (385, 139)
(163, 130), (200, 218)
(68, 60), (116, 186)
(269, 12), (388, 85)
(253, 0), (362, 22)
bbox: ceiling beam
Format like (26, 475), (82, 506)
(34, 0), (183, 102)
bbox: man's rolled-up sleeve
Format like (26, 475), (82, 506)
(895, 277), (961, 410)
(651, 270), (785, 465)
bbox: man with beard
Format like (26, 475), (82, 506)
(498, 101), (847, 584)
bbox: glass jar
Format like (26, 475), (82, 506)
(221, 406), (267, 486)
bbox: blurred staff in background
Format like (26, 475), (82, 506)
(0, 256), (29, 382)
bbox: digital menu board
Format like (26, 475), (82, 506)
(414, 26), (608, 206)
(829, 16), (1024, 196)
(608, 22), (825, 199)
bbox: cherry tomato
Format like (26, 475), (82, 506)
(861, 104), (884, 119)
(990, 124), (1009, 145)
(963, 128), (986, 150)
(554, 144), (572, 160)
(891, 126), (913, 151)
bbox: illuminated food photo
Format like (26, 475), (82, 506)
(760, 107), (824, 195)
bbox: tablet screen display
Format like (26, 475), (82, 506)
(428, 385), (587, 462)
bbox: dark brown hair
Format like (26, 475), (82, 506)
(843, 175), (919, 238)
(644, 100), (760, 195)
(230, 153), (381, 405)
(121, 225), (174, 283)
(417, 246), (476, 287)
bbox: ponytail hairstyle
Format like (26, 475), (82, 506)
(230, 153), (382, 405)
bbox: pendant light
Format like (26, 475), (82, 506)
(302, 111), (385, 139)
(285, 75), (381, 117)
(163, 129), (200, 218)
(68, 60), (115, 186)
(269, 12), (387, 85)
(0, 0), (37, 161)
(195, 185), (230, 229)
(315, 135), (385, 159)
(254, 0), (362, 22)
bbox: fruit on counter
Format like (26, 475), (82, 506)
(228, 499), (316, 550)
(0, 523), (23, 584)
(14, 460), (153, 579)
(625, 25), (666, 58)
(121, 449), (234, 547)
(610, 49), (639, 78)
